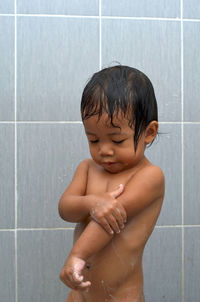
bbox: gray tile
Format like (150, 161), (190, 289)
(17, 17), (99, 121)
(18, 230), (73, 302)
(17, 0), (98, 15)
(183, 0), (200, 19)
(0, 17), (14, 121)
(0, 0), (14, 13)
(0, 231), (15, 302)
(143, 227), (182, 301)
(102, 0), (180, 18)
(0, 125), (15, 228)
(17, 123), (90, 228)
(145, 124), (182, 225)
(184, 227), (200, 302)
(184, 125), (200, 224)
(102, 19), (181, 122)
(184, 22), (200, 121)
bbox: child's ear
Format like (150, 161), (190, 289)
(144, 121), (158, 144)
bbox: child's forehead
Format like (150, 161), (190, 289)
(83, 112), (133, 130)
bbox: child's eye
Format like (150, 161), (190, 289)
(112, 139), (125, 144)
(89, 139), (99, 144)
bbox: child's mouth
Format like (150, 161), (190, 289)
(103, 162), (116, 166)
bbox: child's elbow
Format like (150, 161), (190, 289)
(58, 196), (79, 222)
(58, 197), (67, 221)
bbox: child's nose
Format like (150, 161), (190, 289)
(99, 144), (114, 156)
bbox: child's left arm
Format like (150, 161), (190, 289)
(60, 220), (112, 291)
(60, 165), (164, 291)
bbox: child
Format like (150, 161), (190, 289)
(59, 65), (165, 302)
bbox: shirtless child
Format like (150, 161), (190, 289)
(59, 65), (165, 302)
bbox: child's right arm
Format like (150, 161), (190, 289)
(58, 160), (92, 222)
(58, 159), (127, 234)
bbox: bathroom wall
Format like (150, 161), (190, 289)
(0, 1), (200, 301)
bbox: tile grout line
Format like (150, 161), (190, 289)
(1, 225), (200, 232)
(14, 1), (18, 302)
(181, 0), (184, 301)
(0, 13), (200, 23)
(1, 121), (200, 124)
(99, 0), (102, 70)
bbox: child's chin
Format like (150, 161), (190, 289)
(103, 165), (122, 174)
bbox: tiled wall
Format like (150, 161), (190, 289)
(0, 1), (200, 301)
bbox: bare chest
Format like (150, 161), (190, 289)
(74, 165), (136, 241)
(85, 166), (135, 195)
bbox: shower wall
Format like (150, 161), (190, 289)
(0, 1), (200, 301)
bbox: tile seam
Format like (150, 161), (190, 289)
(0, 13), (200, 22)
(1, 121), (200, 124)
(99, 0), (102, 70)
(1, 225), (200, 232)
(181, 0), (184, 301)
(14, 2), (18, 302)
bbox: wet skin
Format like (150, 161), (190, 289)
(59, 114), (165, 302)
(66, 160), (163, 302)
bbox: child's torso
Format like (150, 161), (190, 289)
(72, 159), (163, 302)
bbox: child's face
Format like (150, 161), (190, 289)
(83, 112), (147, 174)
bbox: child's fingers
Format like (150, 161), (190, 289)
(72, 271), (84, 283)
(76, 281), (91, 291)
(107, 214), (121, 233)
(113, 207), (125, 230)
(115, 203), (127, 224)
(99, 215), (122, 234)
(100, 217), (114, 235)
(60, 270), (76, 290)
(70, 273), (91, 291)
(109, 184), (124, 199)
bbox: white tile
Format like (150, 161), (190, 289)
(184, 22), (200, 121)
(143, 228), (182, 301)
(184, 125), (200, 224)
(184, 228), (200, 301)
(0, 17), (14, 120)
(183, 0), (200, 19)
(17, 17), (99, 121)
(102, 0), (180, 18)
(18, 230), (73, 302)
(0, 0), (14, 14)
(0, 125), (15, 228)
(102, 19), (181, 122)
(17, 0), (99, 15)
(0, 232), (15, 302)
(17, 123), (90, 228)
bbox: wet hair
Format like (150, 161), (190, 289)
(81, 65), (158, 149)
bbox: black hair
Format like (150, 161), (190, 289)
(81, 65), (158, 150)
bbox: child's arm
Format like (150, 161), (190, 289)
(60, 165), (165, 291)
(60, 220), (111, 291)
(59, 159), (127, 234)
(58, 160), (92, 222)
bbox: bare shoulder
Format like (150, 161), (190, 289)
(71, 158), (99, 180)
(73, 158), (95, 175)
(139, 164), (165, 184)
(78, 158), (97, 169)
(132, 164), (165, 197)
(81, 158), (103, 174)
(77, 158), (91, 169)
(61, 159), (93, 196)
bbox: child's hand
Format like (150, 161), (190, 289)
(90, 184), (127, 235)
(60, 255), (91, 291)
